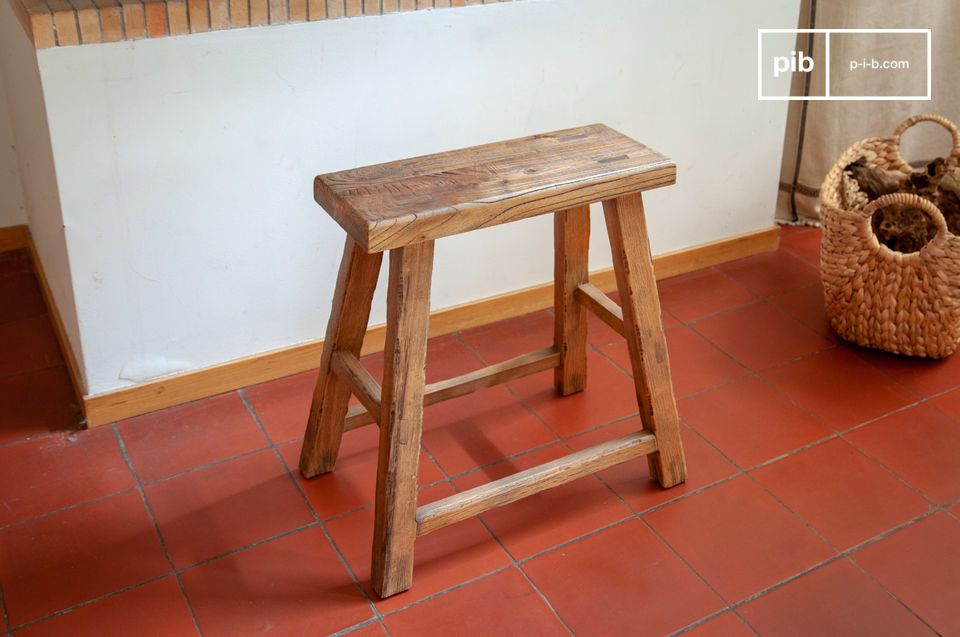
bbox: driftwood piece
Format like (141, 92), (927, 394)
(844, 157), (960, 252)
(845, 157), (907, 199)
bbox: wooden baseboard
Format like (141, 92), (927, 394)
(0, 224), (29, 253)
(83, 225), (780, 427)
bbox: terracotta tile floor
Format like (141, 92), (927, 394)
(2, 226), (960, 636)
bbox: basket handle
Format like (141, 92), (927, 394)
(892, 114), (960, 162)
(860, 193), (949, 254)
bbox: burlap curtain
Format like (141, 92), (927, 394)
(777, 0), (960, 223)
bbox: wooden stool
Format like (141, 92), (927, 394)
(300, 124), (686, 598)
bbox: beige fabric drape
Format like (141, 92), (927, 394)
(777, 0), (960, 223)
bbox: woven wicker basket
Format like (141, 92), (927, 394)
(820, 114), (960, 358)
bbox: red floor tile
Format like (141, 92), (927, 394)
(118, 392), (269, 483)
(145, 450), (313, 568)
(16, 577), (197, 637)
(181, 526), (372, 637)
(523, 518), (723, 636)
(763, 348), (915, 431)
(739, 558), (934, 637)
(452, 443), (632, 559)
(694, 302), (831, 371)
(716, 249), (820, 297)
(0, 427), (134, 527)
(0, 491), (170, 627)
(460, 311), (554, 363)
(846, 403), (960, 504)
(854, 347), (960, 397)
(682, 612), (754, 637)
(751, 439), (932, 549)
(0, 314), (63, 379)
(601, 327), (748, 399)
(421, 385), (557, 476)
(565, 417), (737, 513)
(779, 226), (822, 267)
(657, 268), (756, 323)
(769, 282), (840, 344)
(854, 513), (960, 637)
(680, 377), (830, 468)
(277, 426), (445, 520)
(243, 369), (318, 443)
(0, 249), (33, 276)
(383, 568), (568, 637)
(0, 273), (45, 325)
(0, 366), (81, 443)
(645, 476), (834, 602)
(325, 483), (512, 614)
(932, 387), (960, 421)
(505, 351), (640, 437)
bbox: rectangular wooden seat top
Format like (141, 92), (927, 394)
(314, 124), (676, 252)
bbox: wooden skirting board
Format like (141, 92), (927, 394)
(81, 225), (779, 426)
(0, 224), (29, 253)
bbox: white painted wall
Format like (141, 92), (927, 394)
(36, 0), (799, 396)
(0, 0), (86, 389)
(0, 66), (27, 229)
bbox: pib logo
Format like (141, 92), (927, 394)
(773, 50), (814, 77)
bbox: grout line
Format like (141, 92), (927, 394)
(515, 515), (636, 567)
(235, 389), (388, 629)
(0, 416), (81, 449)
(377, 564), (513, 619)
(110, 425), (205, 636)
(140, 444), (273, 487)
(846, 555), (941, 635)
(512, 565), (576, 637)
(0, 486), (138, 533)
(838, 434), (941, 509)
(668, 608), (747, 637)
(729, 608), (764, 637)
(326, 617), (382, 637)
(177, 522), (321, 571)
(7, 572), (174, 633)
(0, 582), (9, 635)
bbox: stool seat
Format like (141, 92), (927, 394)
(315, 124), (676, 252)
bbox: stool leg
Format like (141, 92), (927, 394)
(372, 240), (435, 598)
(554, 205), (590, 395)
(299, 237), (383, 479)
(603, 193), (687, 488)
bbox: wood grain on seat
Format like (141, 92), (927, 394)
(314, 124), (676, 252)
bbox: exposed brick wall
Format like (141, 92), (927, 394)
(10, 0), (514, 49)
